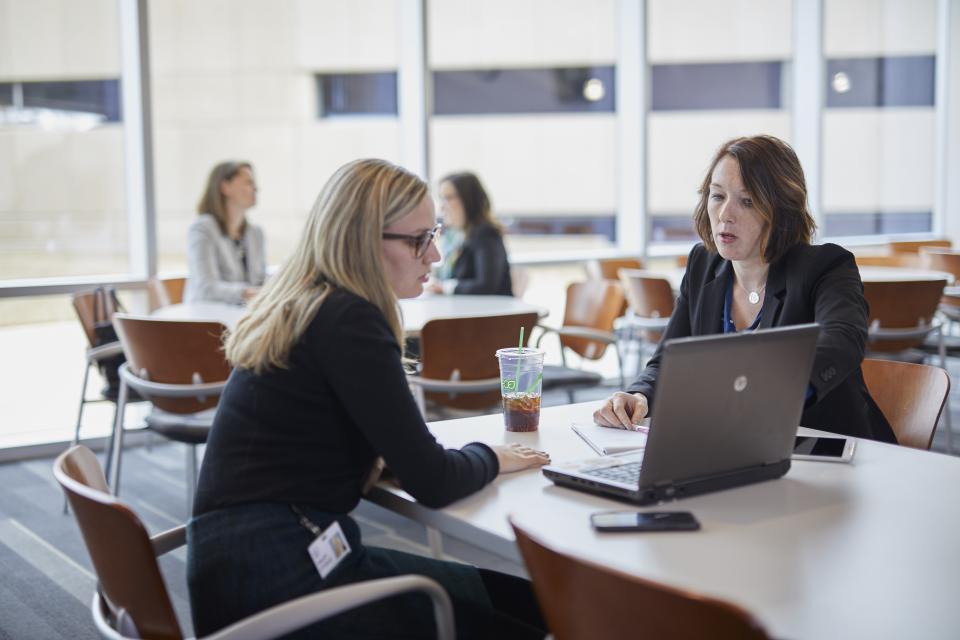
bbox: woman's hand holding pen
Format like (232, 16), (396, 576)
(593, 392), (649, 430)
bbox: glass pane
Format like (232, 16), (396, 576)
(0, 0), (127, 282)
(822, 0), (937, 237)
(428, 0), (618, 257)
(647, 0), (793, 245)
(150, 0), (402, 276)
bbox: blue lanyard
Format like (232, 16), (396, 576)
(723, 277), (762, 333)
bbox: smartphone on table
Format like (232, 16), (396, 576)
(792, 435), (856, 462)
(590, 511), (701, 533)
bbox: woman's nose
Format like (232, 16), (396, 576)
(425, 238), (442, 264)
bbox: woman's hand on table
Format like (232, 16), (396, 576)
(493, 443), (551, 474)
(593, 392), (649, 429)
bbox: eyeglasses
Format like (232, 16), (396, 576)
(382, 223), (442, 258)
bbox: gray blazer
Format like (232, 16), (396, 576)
(185, 213), (266, 305)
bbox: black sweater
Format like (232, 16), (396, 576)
(193, 289), (499, 517)
(452, 223), (513, 296)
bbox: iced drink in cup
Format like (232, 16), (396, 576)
(495, 347), (545, 432)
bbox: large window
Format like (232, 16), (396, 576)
(428, 0), (618, 254)
(646, 0), (793, 244)
(0, 0), (127, 284)
(822, 0), (938, 237)
(150, 0), (402, 276)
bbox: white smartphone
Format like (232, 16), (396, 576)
(792, 435), (856, 462)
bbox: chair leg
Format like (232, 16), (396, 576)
(186, 444), (198, 515)
(65, 363), (93, 514)
(108, 382), (129, 496)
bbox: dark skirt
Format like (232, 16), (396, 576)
(187, 501), (542, 639)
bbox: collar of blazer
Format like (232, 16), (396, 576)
(696, 250), (789, 334)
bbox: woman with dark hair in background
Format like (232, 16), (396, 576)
(594, 135), (895, 443)
(428, 171), (513, 296)
(185, 161), (266, 304)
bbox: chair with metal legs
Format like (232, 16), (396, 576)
(109, 314), (231, 511)
(55, 445), (455, 640)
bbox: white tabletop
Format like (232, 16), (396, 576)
(857, 266), (955, 283)
(399, 294), (548, 335)
(151, 302), (246, 329)
(152, 296), (547, 336)
(366, 401), (960, 640)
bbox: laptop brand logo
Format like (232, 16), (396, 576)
(733, 375), (748, 392)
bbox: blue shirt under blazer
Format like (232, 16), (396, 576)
(627, 242), (896, 443)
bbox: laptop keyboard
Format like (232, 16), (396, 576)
(584, 461), (642, 486)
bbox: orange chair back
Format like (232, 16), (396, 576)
(147, 277), (187, 311)
(54, 445), (183, 640)
(888, 239), (951, 254)
(420, 313), (539, 410)
(511, 520), (771, 640)
(585, 258), (643, 281)
(861, 279), (946, 352)
(861, 358), (949, 450)
(114, 315), (231, 414)
(619, 269), (675, 344)
(560, 281), (625, 360)
(72, 289), (123, 348)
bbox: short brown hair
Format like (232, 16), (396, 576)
(693, 135), (816, 264)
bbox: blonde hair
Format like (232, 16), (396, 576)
(225, 159), (428, 373)
(197, 161), (253, 235)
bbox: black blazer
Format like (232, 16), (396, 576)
(627, 243), (895, 443)
(452, 223), (513, 296)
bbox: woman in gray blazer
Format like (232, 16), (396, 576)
(185, 161), (267, 305)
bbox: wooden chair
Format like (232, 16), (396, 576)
(408, 313), (539, 415)
(69, 290), (146, 491)
(109, 314), (231, 510)
(854, 254), (917, 268)
(861, 358), (951, 451)
(920, 248), (960, 322)
(510, 519), (771, 640)
(618, 269), (674, 374)
(147, 276), (187, 311)
(861, 279), (947, 358)
(54, 445), (455, 640)
(537, 280), (626, 390)
(584, 257), (643, 281)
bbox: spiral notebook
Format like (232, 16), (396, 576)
(571, 422), (649, 456)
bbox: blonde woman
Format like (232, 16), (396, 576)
(184, 161), (266, 304)
(189, 159), (550, 639)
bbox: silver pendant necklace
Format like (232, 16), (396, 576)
(738, 281), (766, 305)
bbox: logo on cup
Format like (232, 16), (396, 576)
(502, 379), (517, 392)
(733, 375), (748, 392)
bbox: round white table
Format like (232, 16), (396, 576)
(152, 295), (548, 336)
(399, 294), (548, 335)
(151, 302), (245, 329)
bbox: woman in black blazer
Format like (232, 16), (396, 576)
(595, 135), (895, 443)
(429, 172), (513, 296)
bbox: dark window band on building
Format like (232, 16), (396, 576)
(0, 79), (121, 121)
(433, 66), (615, 115)
(826, 55), (935, 108)
(823, 211), (932, 237)
(316, 72), (398, 117)
(650, 216), (698, 242)
(503, 215), (616, 241)
(651, 61), (783, 111)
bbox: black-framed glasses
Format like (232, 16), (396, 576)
(382, 223), (442, 258)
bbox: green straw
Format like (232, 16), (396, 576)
(524, 372), (542, 394)
(513, 327), (524, 393)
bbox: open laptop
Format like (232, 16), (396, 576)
(543, 323), (820, 505)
